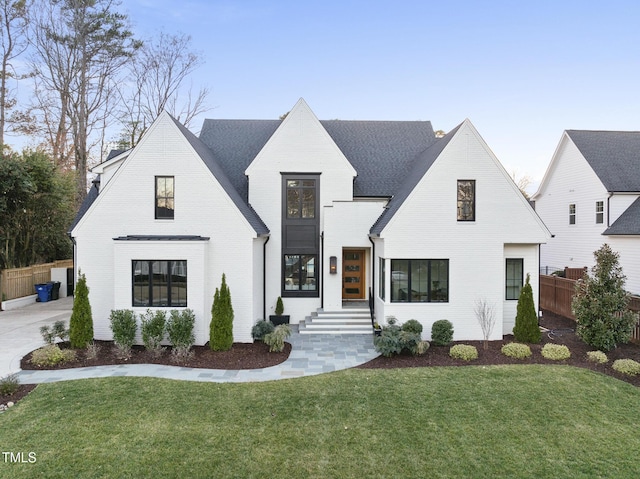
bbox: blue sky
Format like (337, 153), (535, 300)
(125, 0), (640, 191)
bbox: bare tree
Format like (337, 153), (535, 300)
(511, 170), (533, 199)
(118, 31), (210, 148)
(0, 0), (30, 148)
(474, 298), (496, 350)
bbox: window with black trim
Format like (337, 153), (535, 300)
(596, 201), (604, 224)
(379, 258), (386, 301)
(506, 258), (523, 300)
(457, 180), (475, 221)
(286, 179), (316, 218)
(284, 255), (317, 292)
(390, 259), (448, 302)
(132, 260), (187, 307)
(569, 203), (576, 225)
(155, 176), (174, 219)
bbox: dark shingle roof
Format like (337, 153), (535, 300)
(199, 119), (436, 199)
(604, 196), (640, 235)
(567, 130), (640, 192)
(370, 123), (462, 235)
(68, 178), (100, 233)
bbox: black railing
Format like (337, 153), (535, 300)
(368, 287), (375, 328)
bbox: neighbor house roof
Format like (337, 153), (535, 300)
(604, 196), (640, 235)
(567, 130), (640, 192)
(198, 119), (437, 199)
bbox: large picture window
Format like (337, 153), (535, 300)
(457, 180), (475, 221)
(505, 258), (523, 300)
(391, 259), (448, 302)
(132, 260), (187, 307)
(155, 176), (175, 219)
(284, 255), (317, 292)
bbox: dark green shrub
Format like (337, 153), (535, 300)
(0, 373), (20, 395)
(573, 244), (636, 351)
(374, 318), (422, 357)
(69, 273), (94, 348)
(513, 274), (541, 343)
(140, 310), (166, 356)
(109, 309), (137, 358)
(264, 324), (291, 353)
(210, 273), (234, 351)
(167, 309), (196, 361)
(449, 344), (478, 361)
(251, 320), (275, 341)
(431, 320), (454, 346)
(401, 319), (423, 335)
(30, 345), (76, 367)
(275, 296), (284, 315)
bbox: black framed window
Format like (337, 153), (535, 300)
(569, 203), (576, 225)
(379, 258), (386, 301)
(391, 259), (448, 303)
(457, 180), (475, 221)
(132, 260), (187, 307)
(286, 179), (316, 218)
(283, 255), (317, 292)
(596, 201), (604, 224)
(155, 176), (175, 219)
(505, 258), (523, 300)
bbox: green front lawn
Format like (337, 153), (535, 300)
(1, 366), (639, 478)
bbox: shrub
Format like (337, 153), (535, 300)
(431, 320), (454, 346)
(573, 244), (636, 352)
(450, 344), (478, 361)
(167, 309), (196, 361)
(140, 310), (166, 357)
(586, 350), (608, 364)
(251, 320), (275, 341)
(30, 345), (76, 367)
(374, 318), (422, 357)
(416, 341), (430, 355)
(210, 273), (234, 351)
(69, 273), (94, 348)
(401, 319), (423, 335)
(541, 343), (571, 361)
(109, 309), (137, 358)
(0, 373), (20, 396)
(40, 320), (69, 345)
(612, 359), (640, 376)
(501, 342), (532, 359)
(264, 324), (291, 353)
(85, 342), (100, 360)
(275, 296), (284, 315)
(513, 274), (541, 343)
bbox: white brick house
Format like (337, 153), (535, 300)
(70, 99), (550, 344)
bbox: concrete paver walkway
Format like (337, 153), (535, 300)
(0, 298), (379, 384)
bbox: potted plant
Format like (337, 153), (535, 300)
(269, 296), (290, 326)
(373, 322), (382, 336)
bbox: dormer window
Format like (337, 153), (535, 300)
(457, 180), (475, 221)
(156, 176), (174, 219)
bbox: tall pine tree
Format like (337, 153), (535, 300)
(69, 272), (93, 348)
(210, 273), (233, 351)
(513, 273), (540, 343)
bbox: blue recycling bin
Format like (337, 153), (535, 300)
(35, 283), (52, 303)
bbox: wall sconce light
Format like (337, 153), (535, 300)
(330, 256), (337, 274)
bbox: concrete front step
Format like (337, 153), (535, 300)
(299, 308), (374, 335)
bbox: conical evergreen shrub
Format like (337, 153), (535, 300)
(513, 273), (540, 343)
(69, 273), (94, 348)
(210, 273), (234, 351)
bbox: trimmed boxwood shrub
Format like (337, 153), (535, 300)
(501, 342), (532, 359)
(167, 309), (196, 361)
(541, 343), (571, 361)
(251, 320), (275, 341)
(431, 320), (453, 346)
(449, 344), (478, 361)
(140, 310), (166, 356)
(109, 309), (137, 358)
(586, 350), (608, 364)
(401, 319), (423, 335)
(612, 359), (640, 376)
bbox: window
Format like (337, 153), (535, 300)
(286, 179), (316, 218)
(506, 258), (523, 300)
(132, 260), (187, 307)
(379, 258), (386, 301)
(569, 204), (576, 225)
(284, 255), (317, 291)
(596, 201), (604, 224)
(391, 259), (448, 302)
(155, 176), (174, 219)
(457, 180), (475, 221)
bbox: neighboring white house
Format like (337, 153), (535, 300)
(532, 130), (640, 295)
(70, 98), (550, 345)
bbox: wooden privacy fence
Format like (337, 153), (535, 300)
(540, 274), (640, 340)
(0, 260), (73, 301)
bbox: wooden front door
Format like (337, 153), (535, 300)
(342, 250), (365, 300)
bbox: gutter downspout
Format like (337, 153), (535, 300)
(320, 232), (324, 310)
(368, 235), (376, 326)
(262, 235), (270, 320)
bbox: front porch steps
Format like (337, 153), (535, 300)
(298, 308), (373, 335)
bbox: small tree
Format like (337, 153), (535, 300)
(475, 298), (496, 350)
(209, 273), (234, 351)
(573, 244), (636, 352)
(69, 273), (93, 348)
(513, 274), (540, 343)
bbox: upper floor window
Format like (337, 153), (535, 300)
(457, 180), (475, 221)
(156, 176), (174, 219)
(569, 203), (576, 225)
(286, 179), (316, 219)
(505, 258), (523, 300)
(596, 201), (604, 224)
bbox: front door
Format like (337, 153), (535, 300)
(342, 250), (365, 300)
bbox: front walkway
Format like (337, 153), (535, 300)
(1, 298), (379, 384)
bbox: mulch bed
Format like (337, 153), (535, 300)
(4, 310), (640, 408)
